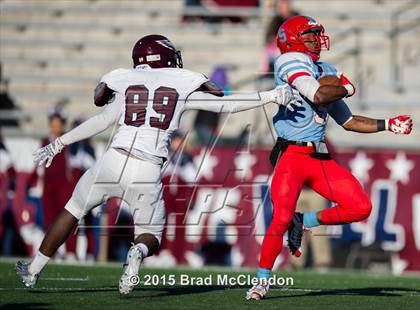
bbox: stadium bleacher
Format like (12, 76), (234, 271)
(0, 0), (418, 148)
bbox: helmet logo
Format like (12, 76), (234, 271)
(306, 16), (321, 27)
(156, 39), (175, 51)
(278, 29), (287, 43)
(307, 21), (320, 26)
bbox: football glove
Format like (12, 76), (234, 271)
(387, 115), (413, 135)
(265, 84), (301, 112)
(338, 73), (356, 97)
(33, 138), (65, 168)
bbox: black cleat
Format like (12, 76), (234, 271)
(287, 212), (304, 257)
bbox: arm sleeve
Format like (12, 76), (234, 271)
(292, 75), (320, 102)
(60, 100), (122, 145)
(328, 99), (353, 125)
(184, 91), (273, 113)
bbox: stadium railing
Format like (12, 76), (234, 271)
(389, 0), (420, 92)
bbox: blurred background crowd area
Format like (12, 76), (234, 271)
(0, 0), (419, 148)
(0, 0), (419, 274)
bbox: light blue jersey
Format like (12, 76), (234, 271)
(273, 52), (352, 142)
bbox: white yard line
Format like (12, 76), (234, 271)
(42, 276), (89, 281)
(0, 287), (114, 291)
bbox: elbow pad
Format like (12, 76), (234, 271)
(94, 82), (115, 107)
(292, 76), (320, 102)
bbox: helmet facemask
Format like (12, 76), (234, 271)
(299, 28), (330, 61)
(175, 50), (183, 68)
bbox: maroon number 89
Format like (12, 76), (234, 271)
(124, 85), (179, 130)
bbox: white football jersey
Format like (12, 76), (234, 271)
(101, 66), (208, 159)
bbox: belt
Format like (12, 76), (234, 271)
(270, 138), (330, 166)
(287, 140), (312, 147)
(276, 138), (329, 155)
(276, 138), (316, 147)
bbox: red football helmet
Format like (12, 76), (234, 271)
(277, 16), (330, 61)
(132, 34), (183, 68)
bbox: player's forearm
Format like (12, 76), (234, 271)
(342, 115), (384, 133)
(185, 91), (272, 113)
(60, 100), (121, 145)
(313, 85), (348, 105)
(343, 114), (413, 135)
(293, 76), (347, 105)
(60, 115), (113, 145)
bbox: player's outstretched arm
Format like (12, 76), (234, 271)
(33, 100), (121, 167)
(342, 115), (413, 134)
(184, 84), (299, 113)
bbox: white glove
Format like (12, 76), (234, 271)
(261, 84), (301, 111)
(33, 138), (65, 168)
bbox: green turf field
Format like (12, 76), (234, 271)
(0, 259), (419, 310)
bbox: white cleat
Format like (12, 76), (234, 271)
(246, 283), (269, 300)
(16, 261), (39, 288)
(119, 244), (143, 296)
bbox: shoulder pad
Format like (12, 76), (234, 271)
(100, 68), (130, 87)
(275, 52), (316, 84)
(277, 52), (313, 65)
(94, 82), (115, 107)
(181, 69), (209, 92)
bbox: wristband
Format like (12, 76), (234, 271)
(377, 119), (386, 131)
(343, 84), (354, 97)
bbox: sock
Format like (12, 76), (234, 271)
(29, 251), (50, 275)
(135, 243), (149, 258)
(257, 267), (271, 279)
(303, 211), (320, 228)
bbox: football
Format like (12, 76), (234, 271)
(318, 75), (341, 86)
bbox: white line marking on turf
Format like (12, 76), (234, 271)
(42, 277), (89, 281)
(279, 288), (420, 297)
(0, 287), (114, 291)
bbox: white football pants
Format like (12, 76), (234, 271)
(65, 148), (165, 242)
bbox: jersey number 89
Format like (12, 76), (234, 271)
(124, 84), (179, 130)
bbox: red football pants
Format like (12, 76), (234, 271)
(259, 145), (371, 270)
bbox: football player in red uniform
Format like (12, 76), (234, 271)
(246, 16), (413, 300)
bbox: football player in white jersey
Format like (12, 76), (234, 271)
(16, 34), (297, 295)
